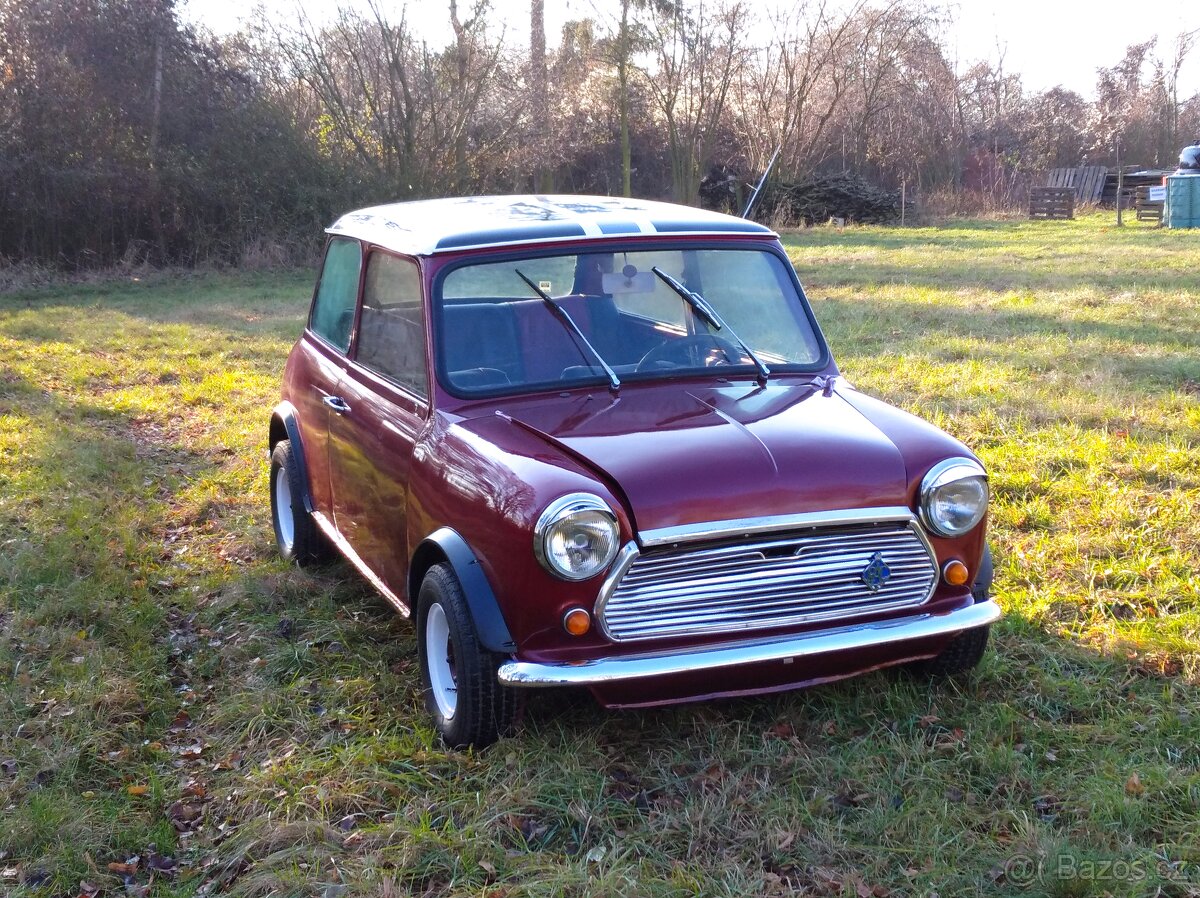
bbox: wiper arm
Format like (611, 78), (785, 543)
(650, 266), (771, 384)
(514, 269), (621, 391)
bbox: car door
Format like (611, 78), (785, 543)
(326, 250), (430, 601)
(291, 236), (362, 518)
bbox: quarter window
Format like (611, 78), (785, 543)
(309, 237), (362, 351)
(357, 253), (428, 397)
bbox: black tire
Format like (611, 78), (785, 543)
(270, 439), (327, 566)
(972, 543), (994, 604)
(416, 563), (516, 749)
(913, 543), (994, 677)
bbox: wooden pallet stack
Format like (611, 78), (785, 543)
(1029, 187), (1074, 220)
(1045, 166), (1107, 204)
(1134, 186), (1165, 223)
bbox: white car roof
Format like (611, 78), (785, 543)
(326, 194), (775, 256)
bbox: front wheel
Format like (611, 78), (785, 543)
(912, 543), (995, 677)
(416, 564), (516, 749)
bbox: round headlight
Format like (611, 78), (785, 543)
(534, 493), (620, 581)
(919, 458), (988, 537)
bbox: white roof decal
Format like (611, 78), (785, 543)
(325, 194), (775, 255)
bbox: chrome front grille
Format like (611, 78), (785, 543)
(597, 520), (937, 642)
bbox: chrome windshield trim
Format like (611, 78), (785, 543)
(637, 506), (915, 548)
(497, 600), (1001, 687)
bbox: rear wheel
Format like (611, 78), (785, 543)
(913, 543), (994, 677)
(270, 439), (327, 566)
(416, 564), (516, 749)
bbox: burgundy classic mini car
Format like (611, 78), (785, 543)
(269, 195), (998, 748)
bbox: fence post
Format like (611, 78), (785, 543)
(1116, 137), (1124, 227)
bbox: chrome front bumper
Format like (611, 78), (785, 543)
(497, 600), (1000, 687)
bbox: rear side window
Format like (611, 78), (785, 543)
(309, 237), (362, 351)
(357, 253), (427, 397)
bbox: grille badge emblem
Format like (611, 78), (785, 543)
(860, 552), (891, 592)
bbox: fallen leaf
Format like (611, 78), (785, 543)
(918, 714), (940, 728)
(23, 869), (50, 886)
(847, 873), (873, 898)
(127, 784), (150, 796)
(777, 831), (795, 851)
(767, 721), (795, 739)
(1125, 772), (1145, 796)
(145, 849), (178, 877)
(478, 860), (497, 876)
(168, 710), (192, 732)
(107, 862), (138, 875)
(167, 800), (203, 830)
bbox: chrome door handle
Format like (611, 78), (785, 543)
(322, 395), (351, 415)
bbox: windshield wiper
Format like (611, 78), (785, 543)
(650, 266), (771, 384)
(514, 269), (621, 391)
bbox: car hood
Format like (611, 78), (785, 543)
(489, 380), (910, 534)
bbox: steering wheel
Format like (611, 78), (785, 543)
(635, 333), (743, 372)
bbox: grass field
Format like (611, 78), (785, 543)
(1, 213), (1198, 897)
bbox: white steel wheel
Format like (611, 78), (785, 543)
(425, 602), (458, 721)
(416, 563), (516, 748)
(269, 438), (327, 566)
(273, 464), (295, 554)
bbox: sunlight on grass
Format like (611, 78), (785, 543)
(1, 224), (1199, 897)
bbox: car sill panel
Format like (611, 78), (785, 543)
(311, 511), (411, 617)
(496, 600), (1000, 687)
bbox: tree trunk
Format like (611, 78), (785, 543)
(148, 32), (167, 261)
(618, 0), (632, 197)
(531, 0), (552, 193)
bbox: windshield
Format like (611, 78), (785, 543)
(434, 246), (824, 395)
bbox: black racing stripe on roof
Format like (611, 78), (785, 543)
(435, 223), (587, 249)
(598, 220), (642, 234)
(650, 220), (771, 233)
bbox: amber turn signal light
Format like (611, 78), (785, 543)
(562, 607), (592, 636)
(942, 559), (970, 587)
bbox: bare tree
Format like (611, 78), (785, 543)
(1152, 29), (1198, 161)
(642, 0), (747, 204)
(733, 1), (863, 182)
(530, 0), (551, 191)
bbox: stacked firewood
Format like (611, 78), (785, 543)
(759, 173), (900, 225)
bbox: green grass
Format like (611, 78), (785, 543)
(1, 213), (1199, 897)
